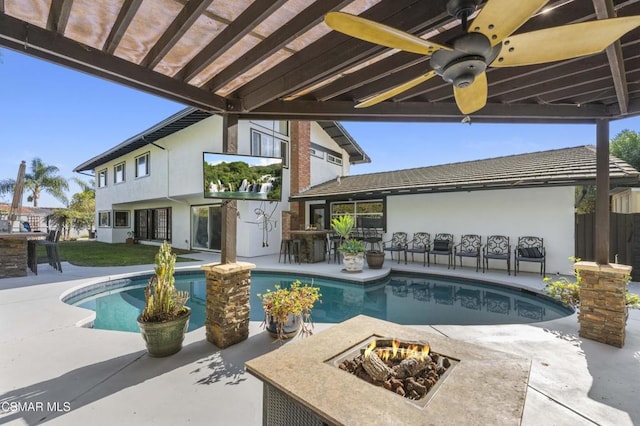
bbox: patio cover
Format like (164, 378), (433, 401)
(2, 0), (638, 263)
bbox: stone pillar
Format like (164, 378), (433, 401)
(574, 261), (631, 348)
(201, 261), (255, 348)
(0, 238), (28, 277)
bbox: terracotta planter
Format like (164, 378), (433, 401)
(366, 250), (385, 269)
(342, 252), (365, 272)
(137, 307), (191, 357)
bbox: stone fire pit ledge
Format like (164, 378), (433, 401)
(246, 315), (531, 426)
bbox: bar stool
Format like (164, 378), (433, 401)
(326, 233), (342, 264)
(279, 238), (301, 264)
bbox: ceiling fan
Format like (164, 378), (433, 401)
(324, 0), (640, 114)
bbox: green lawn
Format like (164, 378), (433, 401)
(37, 241), (199, 267)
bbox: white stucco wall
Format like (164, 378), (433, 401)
(92, 117), (355, 256)
(385, 186), (575, 275)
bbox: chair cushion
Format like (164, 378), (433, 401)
(433, 240), (450, 251)
(518, 247), (543, 258)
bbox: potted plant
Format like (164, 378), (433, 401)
(331, 215), (366, 272)
(258, 280), (321, 341)
(366, 250), (385, 269)
(126, 231), (137, 244)
(137, 241), (191, 357)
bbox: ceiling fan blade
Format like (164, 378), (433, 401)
(471, 0), (549, 46)
(492, 16), (640, 67)
(325, 12), (451, 55)
(453, 72), (487, 114)
(355, 71), (437, 108)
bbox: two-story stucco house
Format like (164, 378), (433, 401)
(73, 108), (369, 257)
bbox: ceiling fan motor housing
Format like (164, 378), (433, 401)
(431, 32), (500, 87)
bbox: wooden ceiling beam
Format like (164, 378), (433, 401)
(593, 0), (630, 114)
(202, 0), (353, 93)
(176, 0), (288, 83)
(313, 52), (429, 101)
(236, 0), (447, 111)
(47, 0), (73, 34)
(141, 0), (214, 69)
(103, 0), (143, 54)
(0, 12), (227, 112)
(248, 99), (609, 122)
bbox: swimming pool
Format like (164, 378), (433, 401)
(63, 271), (573, 333)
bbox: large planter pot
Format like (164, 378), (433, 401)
(266, 313), (302, 339)
(137, 307), (191, 357)
(366, 250), (385, 269)
(342, 252), (365, 272)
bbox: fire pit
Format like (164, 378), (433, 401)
(246, 315), (531, 425)
(329, 336), (458, 408)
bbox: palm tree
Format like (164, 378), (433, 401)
(0, 158), (69, 207)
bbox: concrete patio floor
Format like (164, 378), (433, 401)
(0, 251), (638, 425)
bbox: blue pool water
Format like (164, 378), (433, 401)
(64, 271), (573, 333)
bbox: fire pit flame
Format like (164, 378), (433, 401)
(337, 338), (455, 404)
(364, 339), (430, 362)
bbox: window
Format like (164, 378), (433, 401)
(98, 169), (107, 188)
(134, 208), (171, 241)
(135, 152), (150, 178)
(331, 200), (384, 230)
(310, 147), (324, 159)
(327, 153), (343, 166)
(98, 211), (111, 227)
(114, 211), (129, 227)
(251, 128), (288, 167)
(114, 162), (125, 183)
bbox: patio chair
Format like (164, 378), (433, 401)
(361, 227), (383, 251)
(454, 234), (481, 271)
(514, 236), (545, 276)
(405, 232), (430, 266)
(483, 235), (511, 275)
(39, 229), (62, 272)
(428, 233), (454, 268)
(383, 232), (408, 264)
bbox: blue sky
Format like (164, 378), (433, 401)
(2, 47), (640, 208)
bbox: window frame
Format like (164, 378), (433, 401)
(135, 152), (150, 178)
(250, 128), (289, 168)
(114, 162), (126, 184)
(113, 210), (130, 228)
(98, 211), (111, 228)
(330, 199), (386, 231)
(97, 169), (108, 188)
(326, 153), (343, 166)
(134, 207), (171, 242)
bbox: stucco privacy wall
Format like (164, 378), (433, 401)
(387, 186), (575, 275)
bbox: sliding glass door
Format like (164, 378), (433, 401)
(191, 205), (222, 251)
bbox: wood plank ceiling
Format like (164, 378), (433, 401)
(1, 0), (640, 123)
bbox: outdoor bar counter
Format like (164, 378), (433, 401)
(289, 230), (330, 263)
(0, 232), (46, 278)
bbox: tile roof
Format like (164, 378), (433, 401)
(291, 146), (640, 201)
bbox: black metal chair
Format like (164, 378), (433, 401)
(483, 235), (511, 275)
(428, 233), (454, 268)
(326, 232), (342, 264)
(405, 232), (430, 266)
(514, 236), (545, 276)
(39, 229), (62, 272)
(383, 232), (408, 264)
(361, 227), (383, 251)
(454, 234), (481, 272)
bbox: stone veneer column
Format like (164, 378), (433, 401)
(0, 238), (28, 277)
(201, 261), (255, 348)
(574, 261), (631, 348)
